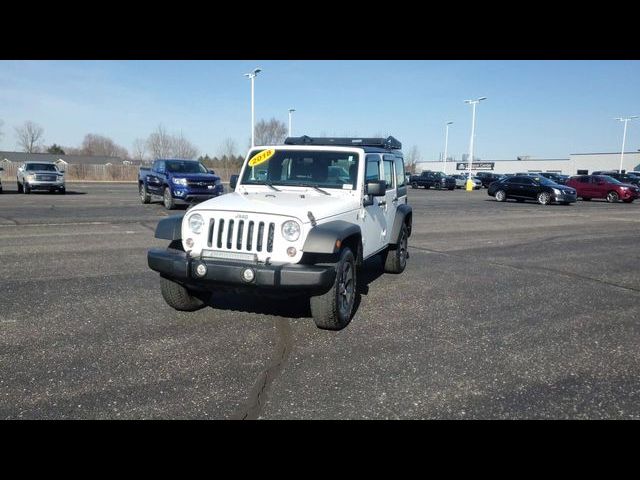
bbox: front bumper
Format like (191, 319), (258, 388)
(25, 181), (65, 191)
(172, 185), (224, 203)
(552, 193), (577, 203)
(148, 248), (336, 290)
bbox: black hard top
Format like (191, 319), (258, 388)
(284, 135), (402, 151)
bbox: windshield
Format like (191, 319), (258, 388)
(165, 161), (208, 174)
(26, 163), (58, 172)
(241, 149), (359, 189)
(599, 175), (622, 184)
(530, 176), (558, 186)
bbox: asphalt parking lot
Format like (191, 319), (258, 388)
(1, 182), (639, 419)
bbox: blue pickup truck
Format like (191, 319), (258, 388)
(139, 159), (224, 209)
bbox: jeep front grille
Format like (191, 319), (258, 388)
(207, 217), (275, 253)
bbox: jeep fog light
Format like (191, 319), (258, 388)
(287, 247), (297, 257)
(242, 268), (255, 282)
(195, 263), (207, 277)
(185, 238), (194, 248)
(281, 220), (300, 241)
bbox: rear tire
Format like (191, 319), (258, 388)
(411, 182), (418, 189)
(495, 190), (507, 202)
(383, 224), (409, 274)
(160, 277), (206, 311)
(310, 247), (356, 331)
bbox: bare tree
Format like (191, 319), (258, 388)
(146, 124), (174, 159)
(404, 145), (421, 174)
(131, 138), (148, 163)
(79, 133), (128, 158)
(254, 118), (288, 146)
(217, 137), (237, 159)
(15, 121), (45, 153)
(171, 131), (198, 159)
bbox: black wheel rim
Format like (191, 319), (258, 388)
(337, 261), (354, 318)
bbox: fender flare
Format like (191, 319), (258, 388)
(389, 204), (412, 245)
(155, 214), (184, 240)
(302, 220), (361, 254)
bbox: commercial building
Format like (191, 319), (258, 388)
(416, 152), (640, 176)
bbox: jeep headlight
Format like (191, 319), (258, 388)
(26, 174), (36, 181)
(281, 220), (300, 242)
(172, 178), (188, 186)
(188, 213), (204, 234)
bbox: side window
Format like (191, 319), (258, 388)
(157, 161), (165, 174)
(394, 157), (406, 187)
(383, 160), (395, 189)
(578, 176), (589, 184)
(365, 155), (380, 182)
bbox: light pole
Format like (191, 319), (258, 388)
(615, 116), (638, 173)
(443, 121), (453, 175)
(288, 108), (296, 137)
(244, 67), (262, 147)
(464, 97), (487, 190)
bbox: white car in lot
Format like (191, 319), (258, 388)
(148, 136), (413, 330)
(452, 174), (482, 189)
(17, 162), (66, 194)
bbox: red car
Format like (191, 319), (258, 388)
(566, 175), (640, 203)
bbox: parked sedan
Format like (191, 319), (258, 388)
(592, 171), (640, 188)
(565, 175), (639, 203)
(537, 172), (569, 185)
(452, 174), (482, 189)
(488, 175), (577, 205)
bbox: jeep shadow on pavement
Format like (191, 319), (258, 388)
(147, 136), (412, 330)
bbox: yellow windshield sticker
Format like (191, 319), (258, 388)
(248, 149), (276, 167)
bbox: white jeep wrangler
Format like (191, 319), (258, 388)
(148, 136), (412, 330)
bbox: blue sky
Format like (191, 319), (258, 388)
(0, 60), (639, 160)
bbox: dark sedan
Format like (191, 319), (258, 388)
(488, 175), (577, 205)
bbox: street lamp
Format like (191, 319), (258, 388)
(443, 121), (453, 175)
(288, 108), (296, 137)
(464, 97), (487, 190)
(244, 67), (262, 148)
(615, 116), (638, 173)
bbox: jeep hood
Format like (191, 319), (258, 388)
(194, 190), (360, 223)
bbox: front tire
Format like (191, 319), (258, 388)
(17, 181), (23, 193)
(163, 186), (175, 209)
(160, 277), (206, 311)
(606, 191), (619, 203)
(140, 183), (151, 204)
(537, 191), (551, 205)
(494, 189), (507, 202)
(23, 183), (31, 194)
(383, 223), (409, 274)
(310, 247), (356, 331)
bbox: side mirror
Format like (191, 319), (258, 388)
(366, 180), (386, 197)
(208, 169), (216, 175)
(59, 170), (65, 174)
(229, 174), (239, 190)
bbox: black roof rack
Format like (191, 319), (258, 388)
(284, 135), (402, 150)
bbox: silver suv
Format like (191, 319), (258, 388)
(17, 162), (66, 194)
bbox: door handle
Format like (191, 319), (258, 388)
(378, 200), (387, 206)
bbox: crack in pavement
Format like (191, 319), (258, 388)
(232, 319), (293, 420)
(409, 245), (640, 295)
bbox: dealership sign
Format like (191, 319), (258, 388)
(456, 162), (495, 171)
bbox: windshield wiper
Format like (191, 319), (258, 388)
(264, 180), (281, 192)
(299, 184), (330, 195)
